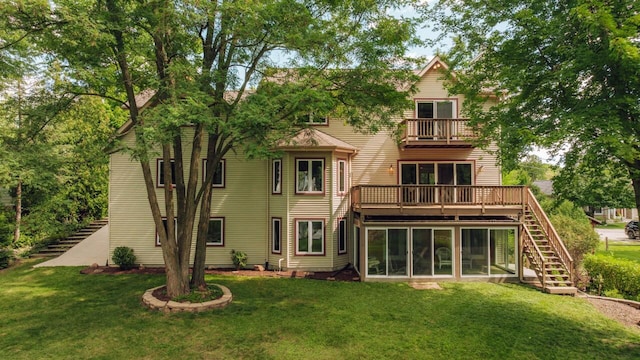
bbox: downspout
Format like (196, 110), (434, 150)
(265, 159), (270, 270)
(285, 153), (290, 270)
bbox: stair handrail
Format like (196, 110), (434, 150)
(522, 223), (547, 290)
(526, 188), (574, 284)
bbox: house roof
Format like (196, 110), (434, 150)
(532, 180), (553, 196)
(277, 128), (358, 154)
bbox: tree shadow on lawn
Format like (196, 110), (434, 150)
(2, 265), (640, 359)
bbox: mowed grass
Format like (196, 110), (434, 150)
(1, 260), (640, 360)
(597, 241), (640, 263)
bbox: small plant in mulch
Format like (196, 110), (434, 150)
(230, 249), (248, 270)
(111, 246), (136, 270)
(153, 284), (223, 303)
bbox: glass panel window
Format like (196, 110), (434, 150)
(272, 159), (282, 194)
(272, 218), (281, 253)
(157, 159), (176, 187)
(490, 229), (517, 275)
(367, 229), (387, 276)
(206, 218), (224, 246)
(412, 228), (432, 276)
(338, 159), (346, 194)
(296, 159), (324, 193)
(203, 159), (225, 187)
(301, 113), (328, 125)
(436, 101), (453, 118)
(416, 101), (454, 118)
(462, 228), (517, 276)
(462, 229), (489, 276)
(156, 217), (177, 246)
(433, 229), (453, 276)
(338, 218), (347, 254)
(297, 220), (324, 255)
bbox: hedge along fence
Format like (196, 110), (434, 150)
(583, 254), (640, 301)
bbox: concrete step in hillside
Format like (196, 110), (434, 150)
(32, 218), (108, 258)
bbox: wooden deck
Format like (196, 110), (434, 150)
(401, 118), (478, 148)
(351, 185), (526, 217)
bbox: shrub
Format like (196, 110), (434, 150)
(112, 246), (136, 270)
(545, 200), (600, 266)
(583, 254), (640, 301)
(0, 247), (14, 269)
(230, 249), (247, 270)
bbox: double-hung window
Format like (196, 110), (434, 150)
(296, 219), (324, 255)
(206, 218), (224, 246)
(202, 159), (225, 187)
(338, 218), (347, 254)
(157, 159), (176, 187)
(272, 159), (282, 194)
(272, 217), (282, 254)
(337, 159), (347, 195)
(296, 159), (324, 194)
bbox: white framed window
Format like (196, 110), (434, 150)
(338, 218), (347, 254)
(337, 159), (347, 195)
(415, 100), (456, 119)
(157, 159), (176, 188)
(272, 217), (282, 254)
(272, 159), (282, 194)
(296, 159), (324, 194)
(296, 219), (324, 255)
(301, 113), (328, 125)
(202, 159), (225, 188)
(206, 217), (224, 246)
(156, 217), (177, 246)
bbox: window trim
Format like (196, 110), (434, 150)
(205, 217), (225, 247)
(398, 160), (475, 186)
(338, 218), (347, 254)
(295, 158), (325, 195)
(271, 217), (282, 254)
(156, 158), (176, 188)
(295, 218), (325, 256)
(272, 159), (282, 195)
(337, 158), (347, 195)
(414, 98), (459, 119)
(302, 113), (329, 126)
(156, 217), (177, 247)
(202, 159), (226, 188)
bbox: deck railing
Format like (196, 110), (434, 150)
(401, 118), (478, 144)
(525, 188), (574, 284)
(351, 185), (526, 211)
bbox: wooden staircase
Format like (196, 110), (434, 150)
(521, 190), (577, 295)
(32, 218), (108, 258)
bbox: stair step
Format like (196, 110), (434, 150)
(544, 286), (577, 295)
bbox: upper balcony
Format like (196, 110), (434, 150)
(400, 118), (478, 148)
(351, 185), (526, 217)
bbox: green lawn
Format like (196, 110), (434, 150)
(1, 260), (639, 359)
(597, 241), (640, 263)
(596, 222), (628, 229)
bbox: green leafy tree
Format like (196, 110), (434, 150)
(26, 0), (425, 296)
(426, 1), (640, 216)
(554, 157), (634, 212)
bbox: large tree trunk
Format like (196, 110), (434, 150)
(13, 178), (21, 244)
(191, 133), (218, 288)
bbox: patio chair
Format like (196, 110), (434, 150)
(435, 247), (452, 269)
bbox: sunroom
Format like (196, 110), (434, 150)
(357, 223), (518, 280)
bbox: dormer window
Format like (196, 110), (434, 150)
(301, 113), (328, 125)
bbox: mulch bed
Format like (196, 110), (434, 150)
(80, 265), (361, 282)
